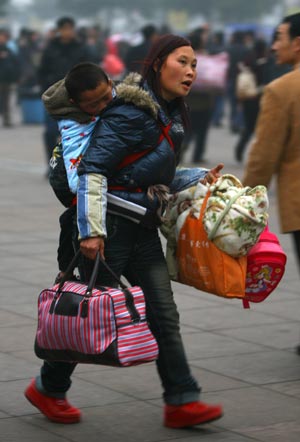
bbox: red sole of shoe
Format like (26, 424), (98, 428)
(165, 412), (223, 428)
(25, 391), (81, 424)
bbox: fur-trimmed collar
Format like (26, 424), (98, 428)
(115, 73), (160, 120)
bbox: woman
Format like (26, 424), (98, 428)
(25, 34), (223, 429)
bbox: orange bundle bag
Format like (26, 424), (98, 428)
(177, 191), (247, 299)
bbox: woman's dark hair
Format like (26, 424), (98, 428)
(65, 62), (109, 103)
(141, 33), (192, 127)
(282, 13), (300, 39)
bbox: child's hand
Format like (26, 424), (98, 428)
(200, 163), (224, 185)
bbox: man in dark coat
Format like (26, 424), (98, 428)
(38, 17), (94, 165)
(125, 24), (159, 74)
(226, 31), (252, 133)
(0, 28), (20, 127)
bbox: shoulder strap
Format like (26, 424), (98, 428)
(158, 122), (174, 149)
(116, 121), (173, 171)
(208, 188), (248, 240)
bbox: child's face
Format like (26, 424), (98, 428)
(77, 80), (113, 116)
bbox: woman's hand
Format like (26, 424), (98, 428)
(80, 236), (105, 261)
(200, 163), (224, 185)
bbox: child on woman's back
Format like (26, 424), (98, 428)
(43, 62), (114, 280)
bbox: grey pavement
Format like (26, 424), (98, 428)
(1, 109), (300, 442)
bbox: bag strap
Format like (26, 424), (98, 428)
(199, 188), (211, 219)
(53, 249), (140, 322)
(57, 249), (81, 291)
(116, 148), (154, 170)
(200, 184), (249, 308)
(207, 188), (248, 241)
(158, 122), (174, 149)
(115, 121), (173, 171)
(58, 249), (127, 291)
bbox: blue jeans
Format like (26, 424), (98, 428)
(40, 215), (201, 405)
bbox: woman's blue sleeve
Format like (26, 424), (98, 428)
(169, 167), (208, 193)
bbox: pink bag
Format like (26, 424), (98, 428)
(34, 252), (158, 366)
(243, 226), (287, 308)
(193, 52), (229, 92)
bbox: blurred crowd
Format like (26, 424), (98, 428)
(0, 16), (290, 165)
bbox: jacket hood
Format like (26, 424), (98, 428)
(115, 72), (160, 120)
(42, 79), (92, 124)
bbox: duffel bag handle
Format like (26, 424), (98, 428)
(56, 249), (140, 322)
(58, 249), (128, 292)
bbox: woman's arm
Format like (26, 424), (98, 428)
(77, 172), (107, 260)
(169, 167), (209, 193)
(77, 106), (153, 260)
(170, 164), (224, 193)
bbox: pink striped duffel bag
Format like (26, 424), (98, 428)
(34, 252), (159, 367)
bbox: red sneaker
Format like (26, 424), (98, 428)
(164, 401), (223, 428)
(24, 379), (81, 424)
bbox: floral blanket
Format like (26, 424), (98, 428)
(161, 174), (269, 280)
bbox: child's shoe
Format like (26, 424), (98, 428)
(164, 400), (223, 428)
(24, 379), (81, 424)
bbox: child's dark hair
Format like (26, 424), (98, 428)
(65, 62), (109, 103)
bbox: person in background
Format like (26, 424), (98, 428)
(242, 13), (300, 353)
(101, 37), (126, 81)
(17, 29), (43, 105)
(265, 29), (291, 82)
(87, 25), (106, 63)
(243, 29), (256, 51)
(185, 28), (215, 163)
(226, 30), (251, 133)
(0, 28), (20, 127)
(38, 16), (94, 168)
(77, 25), (106, 64)
(125, 24), (159, 73)
(25, 33), (224, 429)
(209, 31), (227, 128)
(234, 39), (269, 163)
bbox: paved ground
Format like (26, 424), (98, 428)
(1, 108), (300, 442)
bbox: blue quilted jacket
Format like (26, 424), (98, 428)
(77, 74), (207, 239)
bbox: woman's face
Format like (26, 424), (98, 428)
(158, 46), (197, 101)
